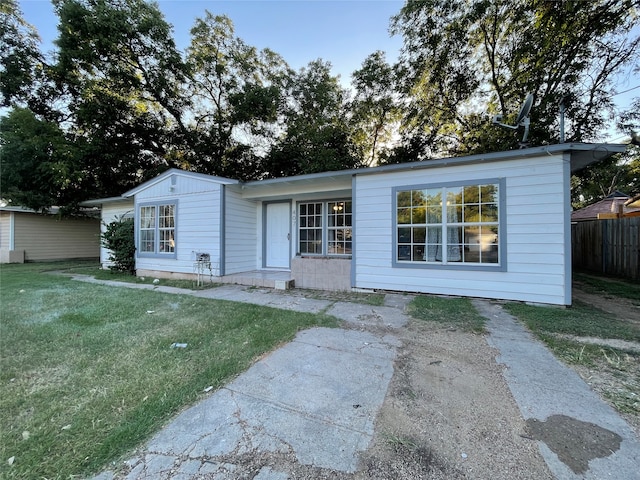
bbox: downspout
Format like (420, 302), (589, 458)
(351, 174), (356, 289)
(562, 153), (572, 305)
(219, 185), (226, 277)
(9, 212), (15, 250)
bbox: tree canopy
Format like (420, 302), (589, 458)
(390, 0), (639, 156)
(0, 0), (638, 212)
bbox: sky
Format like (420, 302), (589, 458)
(18, 0), (405, 86)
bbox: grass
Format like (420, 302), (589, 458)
(0, 262), (338, 479)
(504, 300), (640, 343)
(573, 272), (640, 303)
(504, 280), (640, 419)
(407, 295), (487, 333)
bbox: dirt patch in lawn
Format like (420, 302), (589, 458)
(572, 281), (640, 325)
(356, 321), (552, 480)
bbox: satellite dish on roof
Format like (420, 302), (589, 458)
(492, 93), (534, 148)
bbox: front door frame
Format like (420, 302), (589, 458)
(263, 201), (292, 269)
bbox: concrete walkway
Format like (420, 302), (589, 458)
(476, 299), (640, 480)
(80, 278), (410, 479)
(75, 276), (640, 479)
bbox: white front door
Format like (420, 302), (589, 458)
(265, 202), (291, 268)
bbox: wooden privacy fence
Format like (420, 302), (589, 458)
(572, 218), (639, 281)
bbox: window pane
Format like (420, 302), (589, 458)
(140, 206), (155, 228)
(463, 205), (480, 223)
(428, 206), (442, 223)
(412, 207), (426, 224)
(480, 203), (498, 222)
(411, 190), (425, 207)
(446, 187), (461, 206)
(140, 230), (154, 252)
(463, 185), (480, 204)
(426, 189), (442, 206)
(446, 205), (461, 223)
(398, 227), (411, 243)
(397, 191), (411, 208)
(413, 227), (426, 243)
(398, 245), (411, 260)
(398, 208), (411, 224)
(481, 184), (498, 203)
(412, 245), (426, 261)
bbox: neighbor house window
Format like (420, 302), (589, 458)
(138, 203), (176, 256)
(396, 182), (501, 267)
(298, 200), (352, 256)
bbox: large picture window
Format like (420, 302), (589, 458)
(298, 200), (352, 256)
(138, 203), (176, 256)
(396, 182), (501, 267)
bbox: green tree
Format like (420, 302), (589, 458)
(0, 0), (40, 106)
(350, 51), (402, 166)
(390, 0), (640, 158)
(0, 0), (60, 119)
(266, 60), (361, 177)
(0, 108), (85, 212)
(53, 0), (190, 175)
(185, 12), (290, 179)
(571, 150), (639, 209)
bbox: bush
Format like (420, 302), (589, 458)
(101, 217), (135, 274)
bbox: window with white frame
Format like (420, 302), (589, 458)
(138, 203), (176, 255)
(396, 182), (500, 266)
(298, 200), (352, 256)
(328, 201), (352, 254)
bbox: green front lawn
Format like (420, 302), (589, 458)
(0, 262), (337, 479)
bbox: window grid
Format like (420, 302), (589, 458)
(158, 205), (175, 253)
(327, 201), (352, 255)
(140, 206), (156, 253)
(397, 184), (499, 265)
(298, 202), (323, 255)
(138, 203), (176, 255)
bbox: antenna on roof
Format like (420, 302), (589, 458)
(492, 93), (534, 148)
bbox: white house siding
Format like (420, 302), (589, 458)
(134, 175), (222, 277)
(224, 186), (257, 274)
(354, 153), (571, 305)
(99, 200), (134, 268)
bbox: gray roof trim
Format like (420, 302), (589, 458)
(243, 143), (627, 188)
(80, 196), (133, 207)
(77, 143), (628, 205)
(0, 205), (99, 217)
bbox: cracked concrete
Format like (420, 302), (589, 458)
(79, 277), (640, 479)
(476, 299), (640, 480)
(93, 327), (401, 480)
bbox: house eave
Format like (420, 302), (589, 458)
(354, 143), (627, 177)
(80, 196), (133, 207)
(241, 143), (627, 193)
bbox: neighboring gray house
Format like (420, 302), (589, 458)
(88, 143), (626, 306)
